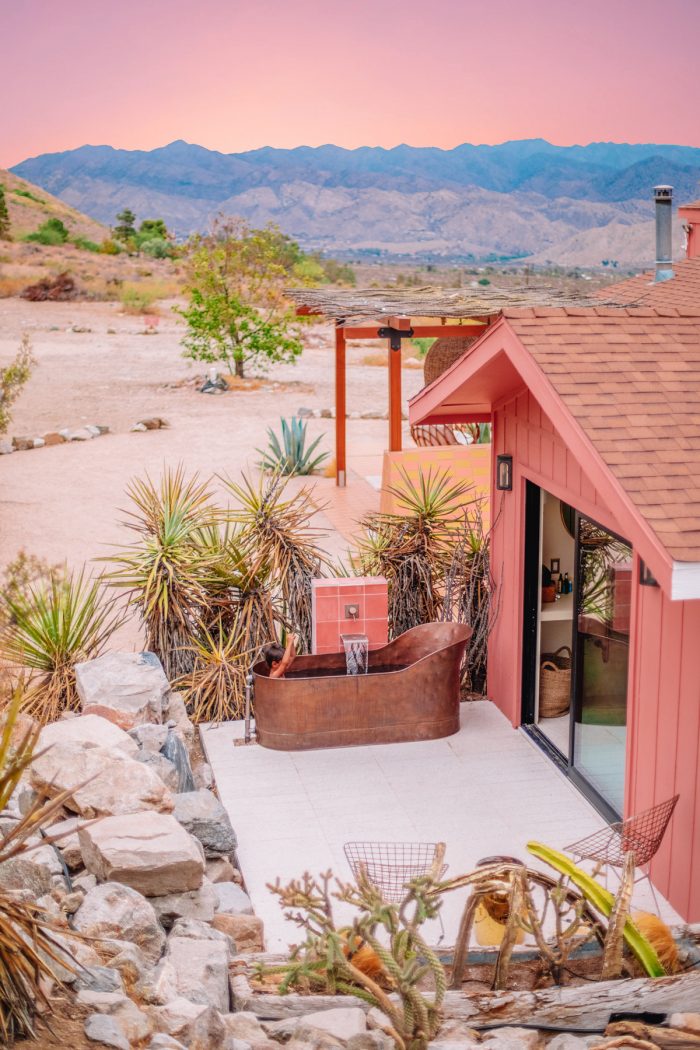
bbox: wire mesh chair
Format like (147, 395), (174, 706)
(344, 841), (448, 939)
(564, 795), (679, 913)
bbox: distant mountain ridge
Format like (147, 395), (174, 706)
(12, 139), (700, 266)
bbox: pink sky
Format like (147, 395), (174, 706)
(2, 0), (699, 169)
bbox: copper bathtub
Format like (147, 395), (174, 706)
(252, 622), (472, 751)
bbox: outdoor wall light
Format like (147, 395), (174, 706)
(496, 454), (513, 491)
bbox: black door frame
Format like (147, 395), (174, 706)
(519, 482), (625, 822)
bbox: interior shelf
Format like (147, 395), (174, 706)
(540, 592), (574, 622)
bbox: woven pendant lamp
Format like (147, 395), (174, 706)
(423, 335), (478, 386)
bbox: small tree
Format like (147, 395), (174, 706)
(178, 217), (303, 378)
(0, 186), (11, 240)
(114, 208), (137, 245)
(0, 335), (34, 434)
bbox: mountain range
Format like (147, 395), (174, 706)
(12, 139), (700, 267)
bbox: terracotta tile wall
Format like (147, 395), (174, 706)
(311, 577), (388, 655)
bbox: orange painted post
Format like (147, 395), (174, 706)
(335, 325), (347, 486)
(388, 338), (402, 451)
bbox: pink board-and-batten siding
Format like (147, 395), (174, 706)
(489, 386), (700, 921)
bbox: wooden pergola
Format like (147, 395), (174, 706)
(288, 285), (619, 487)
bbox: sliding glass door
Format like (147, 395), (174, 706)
(521, 483), (631, 820)
(570, 515), (631, 817)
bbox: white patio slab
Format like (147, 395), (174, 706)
(201, 701), (680, 952)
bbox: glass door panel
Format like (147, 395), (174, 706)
(571, 516), (631, 816)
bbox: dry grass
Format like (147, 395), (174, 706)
(0, 275), (32, 298)
(118, 280), (181, 313)
(360, 346), (423, 368)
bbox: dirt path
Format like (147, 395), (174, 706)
(0, 298), (424, 645)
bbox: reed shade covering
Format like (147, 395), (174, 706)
(423, 335), (479, 385)
(539, 645), (572, 718)
(286, 285), (630, 323)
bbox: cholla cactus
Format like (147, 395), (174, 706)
(263, 849), (447, 1050)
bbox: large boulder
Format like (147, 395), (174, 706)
(31, 742), (173, 817)
(211, 912), (264, 953)
(84, 1013), (129, 1050)
(269, 1009), (367, 1043)
(148, 998), (228, 1049)
(172, 790), (236, 857)
(214, 881), (253, 915)
(46, 815), (89, 869)
(166, 931), (230, 1011)
(76, 652), (170, 729)
(77, 989), (153, 1044)
(79, 813), (205, 897)
(137, 750), (181, 792)
(151, 881), (218, 929)
(38, 713), (138, 754)
(72, 882), (166, 963)
(0, 843), (64, 896)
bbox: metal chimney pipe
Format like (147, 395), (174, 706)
(654, 185), (673, 282)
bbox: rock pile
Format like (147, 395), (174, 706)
(0, 650), (262, 1050)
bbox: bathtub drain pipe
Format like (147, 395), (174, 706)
(244, 670), (254, 743)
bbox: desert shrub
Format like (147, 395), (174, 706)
(0, 569), (122, 723)
(0, 683), (78, 1039)
(0, 551), (63, 629)
(11, 187), (44, 204)
(24, 217), (69, 246)
(99, 238), (122, 255)
(0, 187), (10, 240)
(0, 275), (30, 299)
(119, 282), (161, 313)
(478, 277), (491, 286)
(140, 237), (170, 258)
(72, 236), (100, 253)
(0, 334), (33, 434)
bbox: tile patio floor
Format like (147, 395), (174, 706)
(202, 701), (680, 953)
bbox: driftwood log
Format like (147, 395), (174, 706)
(231, 965), (700, 1030)
(601, 1020), (700, 1049)
(440, 971), (700, 1031)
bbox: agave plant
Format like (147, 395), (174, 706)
(258, 417), (329, 476)
(0, 568), (122, 723)
(0, 682), (79, 1040)
(224, 472), (329, 652)
(356, 468), (474, 638)
(106, 466), (219, 679)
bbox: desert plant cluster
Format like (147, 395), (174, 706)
(0, 464), (496, 728)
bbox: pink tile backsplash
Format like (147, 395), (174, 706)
(311, 577), (388, 654)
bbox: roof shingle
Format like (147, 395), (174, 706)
(504, 307), (700, 562)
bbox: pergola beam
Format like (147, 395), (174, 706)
(321, 315), (489, 486)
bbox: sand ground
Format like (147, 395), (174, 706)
(0, 297), (424, 646)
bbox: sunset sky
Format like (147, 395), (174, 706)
(2, 0), (699, 169)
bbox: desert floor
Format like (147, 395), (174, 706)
(0, 297), (425, 646)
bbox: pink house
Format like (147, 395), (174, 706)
(409, 193), (700, 922)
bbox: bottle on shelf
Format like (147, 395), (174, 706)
(563, 572), (571, 594)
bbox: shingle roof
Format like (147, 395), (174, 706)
(502, 307), (700, 562)
(603, 257), (700, 310)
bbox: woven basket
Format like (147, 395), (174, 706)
(423, 336), (478, 386)
(539, 657), (571, 718)
(541, 645), (571, 670)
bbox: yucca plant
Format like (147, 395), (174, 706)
(441, 503), (500, 694)
(224, 472), (329, 652)
(356, 468), (474, 638)
(258, 417), (329, 476)
(0, 681), (79, 1041)
(106, 466), (219, 678)
(179, 617), (252, 723)
(0, 569), (122, 723)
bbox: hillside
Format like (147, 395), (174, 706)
(11, 139), (700, 267)
(0, 168), (108, 242)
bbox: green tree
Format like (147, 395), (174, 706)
(137, 218), (169, 242)
(114, 208), (137, 245)
(0, 186), (11, 240)
(178, 217), (303, 378)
